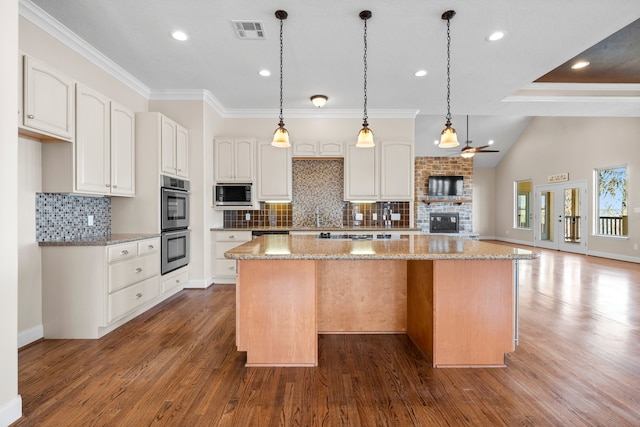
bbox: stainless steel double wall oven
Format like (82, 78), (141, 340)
(161, 175), (190, 274)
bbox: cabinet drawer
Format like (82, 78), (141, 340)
(214, 231), (252, 242)
(108, 276), (160, 323)
(215, 241), (249, 259)
(137, 238), (160, 256)
(109, 254), (159, 293)
(108, 242), (137, 263)
(162, 270), (188, 293)
(214, 259), (238, 276)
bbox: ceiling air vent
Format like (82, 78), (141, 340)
(232, 21), (265, 39)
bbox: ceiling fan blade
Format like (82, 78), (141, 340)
(476, 149), (500, 153)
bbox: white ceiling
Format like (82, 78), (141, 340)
(23, 0), (640, 167)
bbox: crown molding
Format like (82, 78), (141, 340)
(19, 0), (151, 98)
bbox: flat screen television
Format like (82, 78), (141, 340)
(427, 175), (464, 196)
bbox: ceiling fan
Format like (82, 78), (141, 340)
(460, 115), (499, 158)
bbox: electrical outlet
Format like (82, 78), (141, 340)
(245, 213), (251, 221)
(87, 215), (94, 226)
(372, 213), (378, 221)
(391, 213), (401, 221)
(634, 244), (638, 250)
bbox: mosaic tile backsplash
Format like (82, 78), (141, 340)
(36, 193), (111, 241)
(223, 159), (410, 228)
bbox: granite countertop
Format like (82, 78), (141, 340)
(224, 234), (540, 261)
(38, 233), (161, 247)
(211, 226), (422, 232)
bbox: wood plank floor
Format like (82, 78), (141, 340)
(14, 245), (640, 426)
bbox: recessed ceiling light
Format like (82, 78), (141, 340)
(415, 69), (428, 77)
(171, 31), (189, 41)
(259, 69), (271, 77)
(433, 140), (439, 145)
(486, 31), (504, 42)
(571, 61), (590, 70)
(488, 140), (495, 145)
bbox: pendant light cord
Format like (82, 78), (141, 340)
(278, 15), (284, 126)
(362, 15), (369, 126)
(445, 16), (452, 125)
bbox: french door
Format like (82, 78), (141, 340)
(534, 181), (587, 254)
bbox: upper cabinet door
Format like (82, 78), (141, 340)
(161, 116), (177, 176)
(344, 141), (378, 201)
(176, 124), (189, 178)
(23, 56), (74, 140)
(110, 102), (135, 196)
(257, 141), (291, 201)
(75, 84), (110, 194)
(233, 138), (255, 182)
(379, 141), (414, 201)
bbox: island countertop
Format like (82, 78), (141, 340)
(224, 234), (539, 261)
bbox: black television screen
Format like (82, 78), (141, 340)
(428, 176), (463, 196)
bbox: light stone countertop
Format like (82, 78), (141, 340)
(211, 226), (422, 232)
(224, 234), (540, 261)
(38, 233), (161, 247)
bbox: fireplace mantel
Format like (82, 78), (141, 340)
(422, 199), (471, 205)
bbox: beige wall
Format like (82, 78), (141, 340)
(472, 167), (496, 238)
(495, 116), (640, 260)
(1, 0), (21, 424)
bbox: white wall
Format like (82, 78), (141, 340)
(494, 116), (640, 259)
(472, 167), (496, 238)
(0, 0), (22, 424)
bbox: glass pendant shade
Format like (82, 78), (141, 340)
(356, 126), (374, 148)
(272, 124), (290, 148)
(439, 124), (459, 148)
(460, 149), (475, 158)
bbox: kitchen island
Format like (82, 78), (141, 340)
(225, 234), (539, 368)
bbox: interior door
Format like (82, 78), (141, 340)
(534, 181), (587, 254)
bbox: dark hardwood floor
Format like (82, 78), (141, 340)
(14, 245), (640, 426)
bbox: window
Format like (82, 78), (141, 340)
(514, 180), (532, 229)
(595, 166), (628, 236)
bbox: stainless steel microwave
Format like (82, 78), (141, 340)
(214, 183), (253, 207)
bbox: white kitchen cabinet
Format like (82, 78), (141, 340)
(379, 141), (414, 201)
(292, 140), (344, 157)
(161, 116), (189, 178)
(214, 137), (255, 182)
(42, 84), (135, 196)
(20, 55), (74, 141)
(344, 140), (413, 202)
(212, 230), (252, 284)
(344, 140), (378, 201)
(41, 237), (171, 339)
(257, 140), (292, 201)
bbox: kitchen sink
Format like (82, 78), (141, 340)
(317, 232), (402, 240)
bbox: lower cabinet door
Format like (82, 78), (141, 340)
(108, 276), (160, 323)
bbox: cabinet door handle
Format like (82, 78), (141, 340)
(148, 245), (154, 249)
(175, 279), (181, 283)
(106, 183), (111, 187)
(113, 185), (118, 188)
(135, 293), (143, 299)
(121, 250), (129, 255)
(135, 267), (143, 273)
(229, 235), (235, 239)
(27, 114), (34, 119)
(229, 266), (236, 271)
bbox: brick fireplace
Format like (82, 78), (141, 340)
(429, 212), (460, 233)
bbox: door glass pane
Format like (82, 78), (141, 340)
(564, 188), (581, 243)
(515, 180), (532, 229)
(540, 191), (553, 241)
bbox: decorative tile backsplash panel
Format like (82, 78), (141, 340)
(292, 160), (344, 227)
(223, 159), (411, 229)
(36, 193), (111, 241)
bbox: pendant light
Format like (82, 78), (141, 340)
(272, 10), (290, 148)
(356, 10), (374, 148)
(439, 10), (459, 148)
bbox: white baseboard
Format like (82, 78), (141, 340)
(494, 237), (535, 247)
(588, 250), (640, 264)
(18, 324), (43, 348)
(183, 278), (213, 289)
(0, 395), (22, 427)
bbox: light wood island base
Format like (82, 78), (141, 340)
(236, 258), (515, 368)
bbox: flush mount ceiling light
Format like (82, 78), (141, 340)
(171, 30), (189, 41)
(259, 69), (271, 77)
(356, 10), (374, 148)
(272, 10), (290, 148)
(414, 69), (428, 77)
(486, 31), (504, 42)
(439, 10), (459, 149)
(310, 95), (328, 108)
